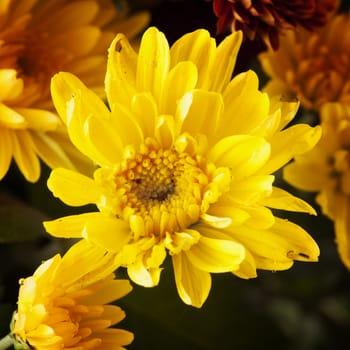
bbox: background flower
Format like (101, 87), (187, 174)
(45, 26), (320, 307)
(0, 0), (149, 182)
(284, 103), (350, 269)
(11, 239), (133, 350)
(259, 13), (350, 111)
(212, 0), (338, 49)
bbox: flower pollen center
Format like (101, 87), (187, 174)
(107, 143), (229, 239)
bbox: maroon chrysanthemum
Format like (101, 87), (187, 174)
(213, 0), (338, 49)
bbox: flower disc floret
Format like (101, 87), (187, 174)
(96, 141), (230, 240)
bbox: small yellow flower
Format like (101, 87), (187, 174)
(46, 27), (321, 307)
(259, 13), (350, 111)
(0, 0), (149, 182)
(12, 240), (133, 350)
(284, 103), (350, 269)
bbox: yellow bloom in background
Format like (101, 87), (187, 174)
(0, 0), (149, 182)
(284, 103), (350, 270)
(46, 27), (321, 307)
(259, 13), (350, 111)
(12, 239), (133, 350)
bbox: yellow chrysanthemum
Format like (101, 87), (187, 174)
(0, 0), (149, 182)
(45, 27), (321, 307)
(284, 103), (350, 269)
(11, 239), (133, 350)
(259, 13), (350, 111)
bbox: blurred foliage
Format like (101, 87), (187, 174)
(1, 1), (350, 349)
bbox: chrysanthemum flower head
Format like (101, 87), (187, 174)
(11, 239), (133, 350)
(212, 0), (337, 50)
(259, 13), (350, 111)
(45, 27), (321, 307)
(0, 0), (149, 182)
(284, 103), (350, 269)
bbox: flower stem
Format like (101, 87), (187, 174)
(0, 334), (13, 350)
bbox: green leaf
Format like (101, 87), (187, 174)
(0, 194), (47, 243)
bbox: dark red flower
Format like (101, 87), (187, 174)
(213, 0), (338, 49)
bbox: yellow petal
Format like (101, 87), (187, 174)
(260, 186), (317, 215)
(209, 30), (242, 93)
(253, 255), (294, 271)
(27, 324), (56, 339)
(232, 248), (257, 279)
(43, 212), (103, 238)
(0, 69), (23, 101)
(106, 33), (137, 108)
(155, 114), (175, 149)
(51, 71), (109, 125)
(200, 213), (232, 228)
(220, 71), (271, 137)
(52, 26), (100, 56)
(85, 114), (124, 164)
(47, 168), (100, 206)
(179, 90), (223, 140)
(165, 230), (200, 254)
(208, 203), (250, 226)
(229, 175), (274, 205)
(56, 240), (116, 287)
(258, 124), (322, 175)
(208, 135), (270, 178)
(0, 103), (27, 129)
(14, 108), (60, 131)
(243, 205), (275, 230)
(130, 92), (157, 139)
(12, 130), (40, 182)
(95, 328), (134, 347)
(45, 1), (98, 30)
(269, 218), (320, 262)
(136, 27), (169, 101)
(82, 280), (132, 305)
(146, 244), (167, 269)
(127, 256), (161, 287)
(30, 131), (77, 171)
(185, 235), (245, 273)
(17, 277), (37, 306)
(82, 215), (131, 253)
(159, 61), (198, 115)
(172, 252), (211, 308)
(170, 29), (216, 89)
(68, 91), (114, 166)
(283, 159), (329, 192)
(109, 103), (144, 147)
(227, 217), (319, 267)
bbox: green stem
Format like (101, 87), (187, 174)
(0, 334), (13, 350)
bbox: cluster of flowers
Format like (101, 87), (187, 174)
(0, 0), (348, 349)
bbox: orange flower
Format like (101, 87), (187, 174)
(260, 13), (350, 110)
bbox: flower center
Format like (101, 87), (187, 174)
(0, 27), (69, 105)
(99, 142), (229, 239)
